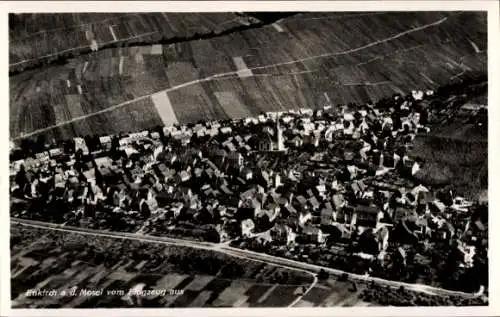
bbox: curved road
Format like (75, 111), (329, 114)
(11, 218), (479, 301)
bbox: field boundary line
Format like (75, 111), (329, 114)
(250, 16), (449, 71)
(288, 275), (318, 307)
(11, 218), (478, 299)
(12, 15), (454, 140)
(10, 14), (139, 43)
(10, 31), (157, 67)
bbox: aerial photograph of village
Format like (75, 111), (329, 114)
(8, 9), (488, 309)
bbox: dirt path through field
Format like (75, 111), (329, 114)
(13, 16), (451, 140)
(10, 31), (158, 67)
(12, 218), (481, 300)
(10, 14), (139, 43)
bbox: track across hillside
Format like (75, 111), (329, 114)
(10, 11), (487, 141)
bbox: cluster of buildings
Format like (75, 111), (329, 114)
(10, 89), (486, 274)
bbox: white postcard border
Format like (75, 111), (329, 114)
(1, 1), (498, 316)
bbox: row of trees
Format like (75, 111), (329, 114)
(238, 229), (488, 295)
(14, 226), (311, 286)
(360, 284), (487, 306)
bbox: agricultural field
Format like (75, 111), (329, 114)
(296, 278), (376, 307)
(10, 11), (487, 141)
(9, 13), (262, 72)
(11, 224), (377, 308)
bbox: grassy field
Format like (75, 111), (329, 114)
(10, 11), (487, 141)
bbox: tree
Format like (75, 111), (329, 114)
(63, 139), (75, 154)
(84, 135), (93, 152)
(318, 269), (329, 280)
(338, 273), (349, 282)
(349, 281), (358, 292)
(15, 164), (28, 189)
(111, 135), (120, 152)
(93, 135), (101, 150)
(35, 134), (46, 153)
(20, 139), (34, 158)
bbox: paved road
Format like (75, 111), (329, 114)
(11, 217), (480, 301)
(11, 218), (318, 307)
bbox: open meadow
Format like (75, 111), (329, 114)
(10, 11), (487, 141)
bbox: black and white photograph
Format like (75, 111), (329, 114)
(2, 1), (498, 315)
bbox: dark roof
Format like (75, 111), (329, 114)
(303, 225), (321, 235)
(332, 194), (345, 210)
(351, 182), (360, 193)
(474, 219), (486, 231)
(309, 196), (320, 208)
(321, 208), (333, 217)
(284, 204), (298, 214)
(296, 195), (308, 205)
(354, 205), (379, 216)
(254, 131), (274, 144)
(354, 205), (379, 214)
(418, 191), (434, 204)
(240, 188), (256, 199)
(357, 180), (367, 191)
(394, 207), (416, 222)
(344, 151), (354, 161)
(221, 185), (233, 195)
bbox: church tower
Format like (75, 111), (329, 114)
(276, 114), (285, 151)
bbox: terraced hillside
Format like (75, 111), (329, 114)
(10, 11), (487, 141)
(9, 13), (263, 73)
